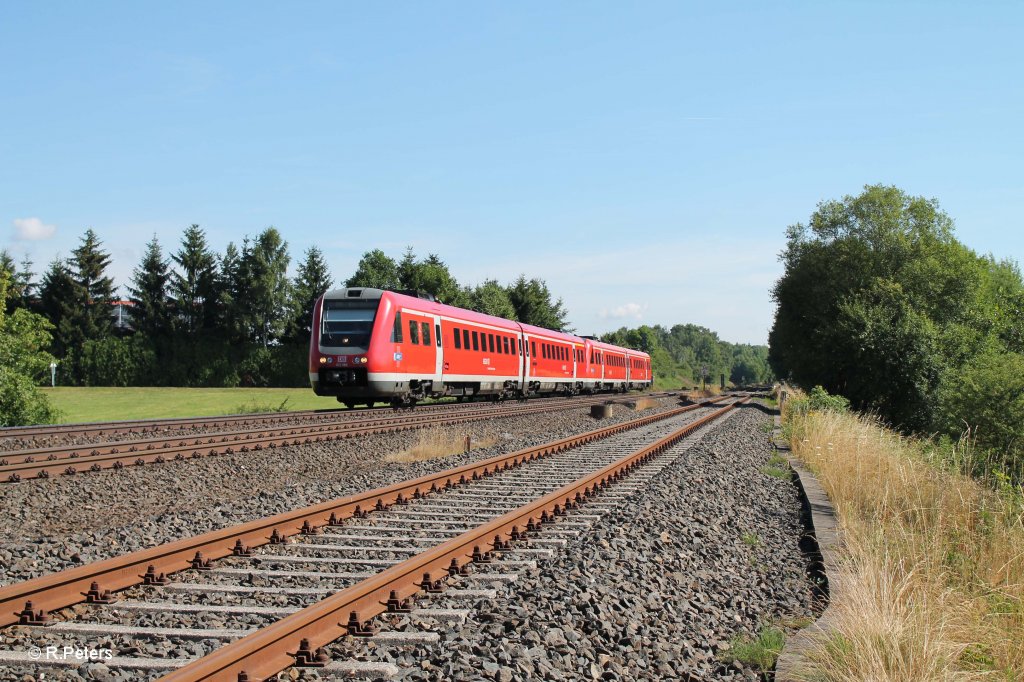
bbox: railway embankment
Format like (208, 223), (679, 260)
(774, 392), (1024, 680)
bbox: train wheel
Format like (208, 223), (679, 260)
(344, 401), (357, 409)
(365, 401), (375, 409)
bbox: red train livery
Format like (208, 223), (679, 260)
(310, 288), (652, 407)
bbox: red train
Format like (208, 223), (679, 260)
(309, 288), (653, 407)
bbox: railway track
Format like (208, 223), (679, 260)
(0, 393), (682, 483)
(0, 397), (746, 680)
(0, 392), (675, 446)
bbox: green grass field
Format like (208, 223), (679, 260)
(40, 387), (342, 423)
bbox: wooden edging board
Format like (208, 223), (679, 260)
(772, 413), (842, 682)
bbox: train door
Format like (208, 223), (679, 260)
(433, 315), (443, 382)
(517, 330), (527, 389)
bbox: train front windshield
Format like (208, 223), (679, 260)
(321, 299), (379, 348)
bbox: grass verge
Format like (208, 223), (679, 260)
(39, 387), (338, 422)
(786, 400), (1024, 679)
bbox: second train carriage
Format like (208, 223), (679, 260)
(310, 287), (652, 406)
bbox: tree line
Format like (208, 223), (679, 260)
(770, 184), (1024, 480)
(602, 324), (773, 388)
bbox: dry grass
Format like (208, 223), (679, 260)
(385, 426), (499, 463)
(786, 402), (1024, 680)
(631, 397), (661, 411)
(682, 387), (722, 402)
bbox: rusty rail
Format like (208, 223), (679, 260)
(0, 398), (723, 627)
(0, 393), (661, 483)
(161, 397), (748, 681)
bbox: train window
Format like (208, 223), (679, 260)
(409, 320), (419, 345)
(391, 312), (404, 344)
(472, 331), (479, 351)
(435, 324), (441, 347)
(541, 344), (546, 359)
(463, 329), (470, 350)
(531, 341), (536, 357)
(322, 299), (379, 348)
(454, 328), (461, 349)
(518, 338), (522, 355)
(488, 334), (495, 353)
(421, 322), (431, 346)
(503, 337), (510, 355)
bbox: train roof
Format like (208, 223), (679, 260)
(322, 287), (649, 357)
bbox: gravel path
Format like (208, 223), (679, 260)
(329, 404), (817, 681)
(0, 398), (683, 586)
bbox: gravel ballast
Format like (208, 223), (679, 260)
(0, 401), (818, 682)
(0, 398), (684, 585)
(330, 404), (818, 681)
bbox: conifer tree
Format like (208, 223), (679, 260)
(171, 224), (219, 334)
(128, 235), (174, 337)
(38, 257), (79, 355)
(506, 275), (571, 331)
(287, 246), (332, 343)
(237, 227), (290, 347)
(68, 228), (116, 340)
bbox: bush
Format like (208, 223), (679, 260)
(0, 367), (60, 426)
(938, 350), (1024, 480)
(788, 385), (850, 417)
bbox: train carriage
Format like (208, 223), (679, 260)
(310, 287), (652, 406)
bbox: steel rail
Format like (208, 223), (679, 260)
(0, 393), (662, 483)
(0, 392), (674, 442)
(161, 397), (748, 681)
(0, 398), (724, 626)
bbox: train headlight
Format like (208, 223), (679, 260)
(356, 356), (368, 364)
(319, 356), (327, 364)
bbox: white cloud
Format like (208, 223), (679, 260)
(12, 217), (57, 241)
(600, 302), (648, 320)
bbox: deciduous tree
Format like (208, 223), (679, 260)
(347, 249), (400, 290)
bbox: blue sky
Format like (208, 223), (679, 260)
(2, 2), (1021, 344)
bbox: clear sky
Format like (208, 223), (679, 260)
(2, 2), (1021, 344)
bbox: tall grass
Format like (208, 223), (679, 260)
(786, 403), (1024, 680)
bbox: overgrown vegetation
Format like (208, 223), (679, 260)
(770, 184), (1024, 481)
(784, 387), (1024, 679)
